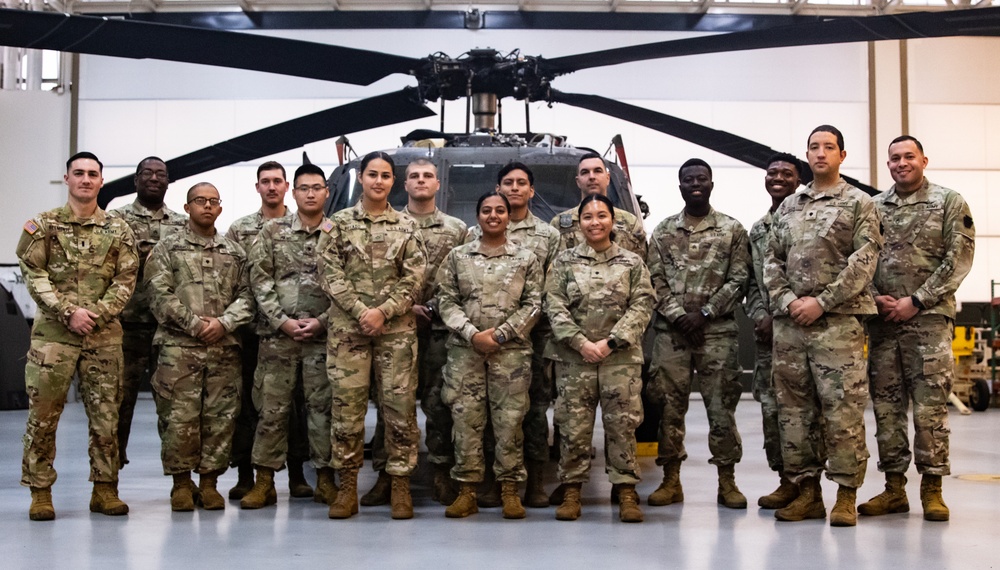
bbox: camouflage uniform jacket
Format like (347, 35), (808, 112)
(249, 213), (334, 337)
(544, 243), (654, 365)
(764, 179), (883, 316)
(468, 211), (560, 273)
(745, 209), (778, 325)
(647, 207), (750, 332)
(873, 178), (975, 320)
(551, 206), (648, 259)
(17, 204), (138, 348)
(110, 200), (186, 324)
(403, 206), (467, 310)
(225, 208), (286, 334)
(320, 201), (426, 335)
(145, 225), (254, 347)
(436, 239), (542, 349)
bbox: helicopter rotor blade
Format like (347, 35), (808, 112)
(98, 87), (435, 207)
(0, 8), (419, 86)
(542, 7), (1000, 76)
(549, 90), (880, 195)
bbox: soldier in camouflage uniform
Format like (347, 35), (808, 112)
(545, 194), (653, 523)
(437, 191), (542, 520)
(110, 156), (186, 468)
(18, 152), (138, 521)
(764, 125), (883, 526)
(550, 152), (647, 259)
(745, 153), (818, 510)
(466, 162), (560, 508)
(146, 183), (255, 512)
(646, 158), (751, 510)
(859, 136), (975, 522)
(240, 164), (336, 510)
(225, 161), (313, 500)
(321, 152), (426, 520)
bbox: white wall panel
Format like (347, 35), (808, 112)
(909, 104), (987, 170)
(78, 100), (158, 165)
(908, 37), (1000, 106)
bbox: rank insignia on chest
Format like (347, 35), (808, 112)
(203, 257), (214, 268)
(372, 233), (386, 242)
(559, 214), (573, 228)
(805, 211), (817, 220)
(23, 219), (39, 235)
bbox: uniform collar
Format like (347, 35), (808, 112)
(57, 203), (108, 226)
(183, 225), (221, 248)
(472, 238), (518, 257)
(576, 242), (621, 262)
(129, 200), (178, 220)
(803, 178), (850, 201)
(509, 211), (542, 232)
(403, 206), (442, 228)
(675, 206), (719, 233)
(884, 177), (932, 206)
(352, 200), (400, 223)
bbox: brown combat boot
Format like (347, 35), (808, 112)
(555, 483), (582, 521)
(198, 472), (226, 510)
(360, 470), (391, 506)
(328, 469), (359, 519)
(618, 484), (644, 523)
(390, 475), (413, 520)
(171, 472), (196, 512)
(717, 465), (748, 509)
(314, 467), (338, 505)
(445, 483), (479, 518)
(240, 467), (277, 509)
(432, 464), (457, 506)
(90, 481), (129, 516)
(228, 459), (254, 500)
(921, 474), (950, 522)
(29, 486), (55, 521)
(523, 461), (548, 508)
(775, 476), (826, 521)
(648, 460), (683, 506)
(830, 485), (858, 527)
(287, 461), (314, 499)
(858, 472), (909, 516)
(758, 472), (799, 509)
(501, 481), (527, 519)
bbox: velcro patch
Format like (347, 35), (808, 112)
(24, 219), (39, 235)
(964, 215), (974, 229)
(321, 219), (334, 233)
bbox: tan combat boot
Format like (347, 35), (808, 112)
(555, 483), (582, 521)
(228, 459), (254, 500)
(240, 467), (277, 509)
(775, 476), (825, 521)
(432, 464), (457, 506)
(618, 484), (644, 523)
(29, 486), (55, 521)
(360, 470), (391, 506)
(171, 472), (196, 512)
(858, 472), (909, 516)
(830, 485), (858, 527)
(390, 475), (414, 520)
(523, 461), (548, 508)
(501, 481), (527, 519)
(921, 474), (950, 522)
(445, 483), (479, 518)
(287, 460), (314, 499)
(90, 481), (129, 516)
(314, 467), (338, 505)
(648, 460), (683, 506)
(328, 468), (359, 519)
(758, 472), (799, 509)
(717, 465), (748, 509)
(198, 472), (226, 510)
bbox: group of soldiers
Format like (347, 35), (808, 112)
(17, 122), (973, 527)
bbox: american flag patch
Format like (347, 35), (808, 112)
(23, 220), (39, 235)
(321, 219), (334, 233)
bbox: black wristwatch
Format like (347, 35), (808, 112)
(910, 295), (926, 311)
(607, 336), (620, 350)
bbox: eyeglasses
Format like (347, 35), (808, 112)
(293, 184), (327, 194)
(188, 197), (221, 207)
(138, 169), (169, 179)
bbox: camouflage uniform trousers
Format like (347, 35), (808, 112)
(752, 341), (783, 473)
(251, 335), (331, 470)
(554, 360), (643, 485)
(442, 345), (531, 483)
(328, 330), (419, 476)
(152, 345), (241, 475)
(773, 314), (870, 488)
(21, 339), (123, 488)
(119, 322), (157, 467)
(230, 327), (259, 467)
(868, 314), (953, 476)
(648, 324), (743, 467)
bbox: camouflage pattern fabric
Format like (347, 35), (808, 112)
(747, 210), (782, 472)
(118, 322), (157, 466)
(551, 206), (648, 260)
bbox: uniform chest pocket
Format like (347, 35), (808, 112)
(799, 207), (842, 243)
(907, 206), (944, 251)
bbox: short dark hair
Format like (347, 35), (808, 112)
(578, 194), (617, 243)
(135, 156), (167, 176)
(808, 125), (845, 151)
(186, 182), (217, 202)
(67, 151), (103, 172)
(497, 161), (534, 186)
(293, 164), (326, 186)
(765, 153), (803, 175)
(257, 161), (286, 181)
(577, 152), (607, 168)
(359, 151), (396, 175)
(888, 135), (924, 154)
(679, 158), (712, 180)
(476, 190), (511, 214)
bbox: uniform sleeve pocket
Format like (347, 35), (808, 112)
(922, 351), (952, 376)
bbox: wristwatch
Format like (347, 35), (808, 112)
(493, 330), (507, 344)
(910, 295), (926, 311)
(607, 336), (620, 350)
(700, 308), (711, 318)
